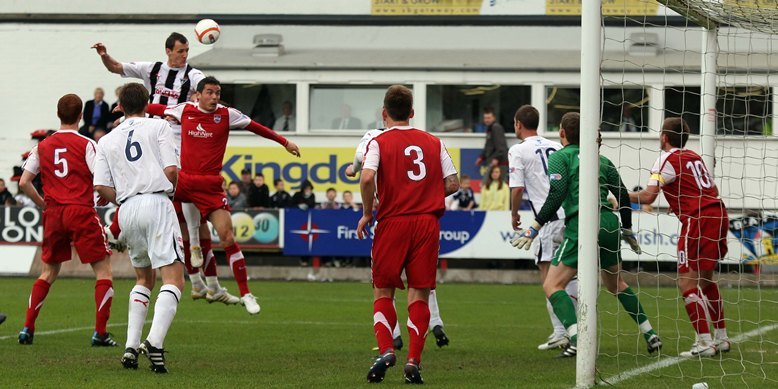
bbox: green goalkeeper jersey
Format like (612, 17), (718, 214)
(535, 144), (633, 232)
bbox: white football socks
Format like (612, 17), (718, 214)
(547, 299), (567, 337)
(205, 276), (222, 291)
(189, 273), (206, 290)
(182, 203), (201, 248)
(429, 289), (444, 328)
(126, 285), (151, 350)
(146, 284), (181, 349)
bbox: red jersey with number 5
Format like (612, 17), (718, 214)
(23, 130), (97, 207)
(363, 126), (458, 220)
(650, 148), (726, 222)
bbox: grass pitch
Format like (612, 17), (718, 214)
(0, 278), (776, 388)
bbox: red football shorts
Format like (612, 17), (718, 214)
(42, 205), (110, 264)
(678, 207), (729, 273)
(174, 171), (230, 219)
(173, 200), (207, 225)
(371, 214), (440, 289)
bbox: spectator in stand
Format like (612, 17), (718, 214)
(341, 190), (360, 211)
(292, 179), (316, 210)
(248, 173), (270, 208)
(480, 165), (510, 210)
(227, 181), (248, 210)
(450, 174), (476, 210)
(239, 169), (252, 195)
(0, 178), (17, 206)
(80, 87), (111, 139)
(475, 107), (508, 182)
(270, 179), (292, 208)
(331, 104), (362, 130)
(107, 86), (124, 130)
(320, 187), (341, 209)
(273, 101), (295, 132)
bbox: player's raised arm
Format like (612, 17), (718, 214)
(91, 43), (124, 75)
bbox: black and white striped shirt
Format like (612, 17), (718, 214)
(122, 61), (205, 105)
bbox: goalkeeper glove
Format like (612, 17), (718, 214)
(511, 221), (541, 251)
(621, 228), (642, 254)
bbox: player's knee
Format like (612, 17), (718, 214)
(220, 232), (235, 247)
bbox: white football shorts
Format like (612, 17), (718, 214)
(119, 193), (184, 269)
(532, 219), (565, 265)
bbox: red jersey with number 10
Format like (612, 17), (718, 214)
(365, 127), (457, 220)
(26, 131), (96, 207)
(656, 149), (726, 221)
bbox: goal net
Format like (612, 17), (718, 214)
(584, 0), (778, 387)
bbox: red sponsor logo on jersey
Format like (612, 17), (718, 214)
(188, 124), (214, 139)
(154, 87), (180, 99)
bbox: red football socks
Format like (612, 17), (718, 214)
(702, 283), (726, 329)
(24, 279), (51, 332)
(407, 300), (430, 364)
(94, 279), (113, 334)
(373, 297), (397, 355)
(202, 239), (218, 277)
(225, 243), (249, 296)
(683, 288), (710, 335)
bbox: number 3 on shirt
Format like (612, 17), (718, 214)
(54, 148), (68, 177)
(404, 145), (426, 181)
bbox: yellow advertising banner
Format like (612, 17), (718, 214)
(546, 0), (659, 16)
(223, 147), (463, 192)
(371, 0), (483, 16)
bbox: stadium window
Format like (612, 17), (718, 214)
(309, 85), (405, 131)
(664, 86), (702, 134)
(546, 86), (648, 132)
(426, 85), (531, 133)
(717, 86), (772, 136)
(219, 83), (297, 131)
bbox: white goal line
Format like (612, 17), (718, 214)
(600, 323), (778, 386)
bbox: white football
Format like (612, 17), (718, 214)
(195, 19), (220, 45)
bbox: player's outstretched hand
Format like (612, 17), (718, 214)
(511, 221), (540, 250)
(345, 164), (356, 177)
(357, 214), (373, 240)
(285, 141), (301, 157)
(91, 42), (108, 56)
(511, 213), (521, 231)
(621, 228), (642, 254)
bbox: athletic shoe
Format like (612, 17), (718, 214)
(715, 338), (731, 353)
(103, 226), (126, 253)
(680, 341), (717, 357)
(121, 347), (139, 369)
(191, 286), (208, 300)
(92, 331), (119, 347)
(241, 293), (261, 315)
(647, 334), (663, 354)
(366, 351), (396, 383)
(556, 343), (577, 359)
(403, 359), (424, 384)
(432, 325), (450, 348)
(139, 340), (168, 373)
(0, 313), (6, 325)
(18, 327), (33, 345)
(190, 245), (204, 268)
(206, 287), (241, 305)
(538, 333), (569, 350)
(393, 336), (404, 351)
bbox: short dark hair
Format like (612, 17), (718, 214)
(383, 85), (413, 121)
(118, 83), (149, 116)
(240, 168), (251, 175)
(326, 187), (336, 193)
(165, 32), (188, 50)
(228, 181), (241, 188)
(483, 107), (495, 116)
(274, 178), (283, 186)
(0, 178), (5, 184)
(343, 190), (352, 196)
(662, 117), (690, 148)
(514, 105), (539, 130)
(197, 76), (221, 93)
(57, 94), (82, 125)
(560, 112), (580, 145)
(460, 174), (470, 181)
(255, 173), (264, 178)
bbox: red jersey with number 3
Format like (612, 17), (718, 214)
(651, 148), (726, 221)
(363, 127), (457, 220)
(24, 130), (96, 207)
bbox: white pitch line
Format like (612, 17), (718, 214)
(0, 321), (149, 341)
(601, 323), (778, 386)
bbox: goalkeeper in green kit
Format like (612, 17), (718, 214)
(512, 112), (662, 358)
